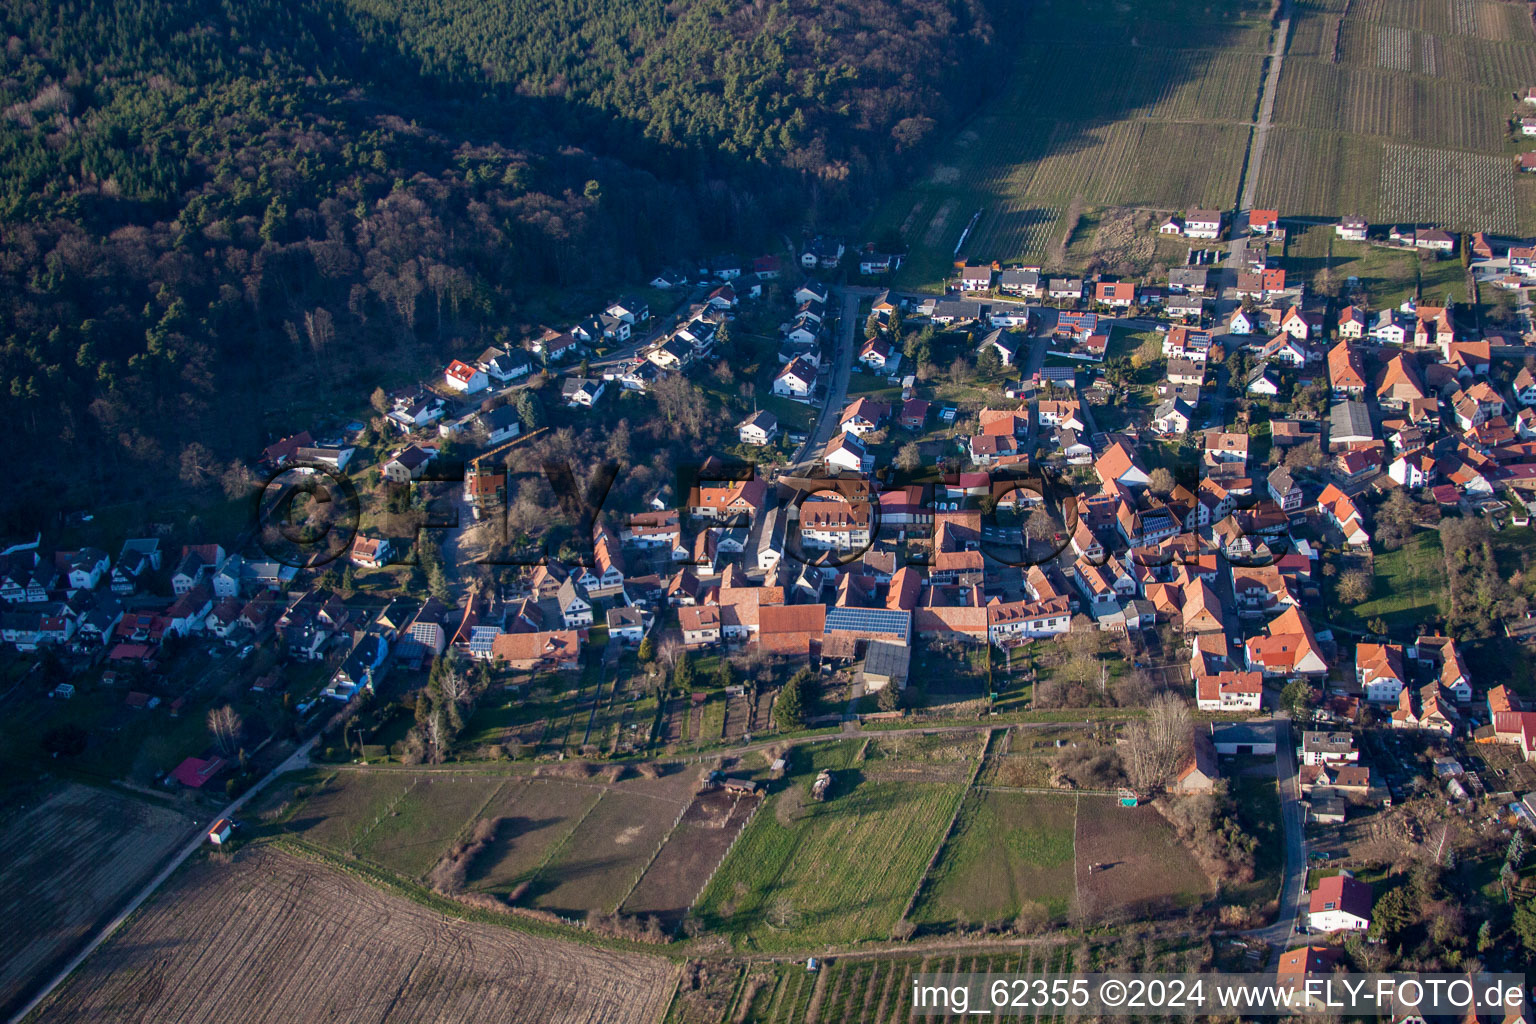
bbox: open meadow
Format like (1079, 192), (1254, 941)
(693, 741), (968, 950)
(912, 789), (1079, 928)
(29, 847), (678, 1024)
(0, 784), (192, 1019)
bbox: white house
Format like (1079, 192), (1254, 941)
(1184, 209), (1223, 239)
(1308, 874), (1372, 933)
(1336, 216), (1368, 241)
(561, 377), (606, 407)
(737, 410), (779, 446)
(823, 432), (868, 474)
(1357, 643), (1406, 703)
(773, 357), (817, 398)
(444, 359), (488, 394)
(1368, 310), (1406, 346)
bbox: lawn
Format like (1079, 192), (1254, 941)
(1222, 774), (1284, 912)
(1345, 531), (1449, 629)
(467, 779), (604, 893)
(525, 787), (689, 916)
(694, 742), (966, 949)
(1284, 224), (1469, 309)
(912, 790), (1079, 927)
(351, 775), (508, 878)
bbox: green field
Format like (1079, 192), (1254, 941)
(913, 790), (1078, 927)
(1346, 531), (1451, 629)
(351, 775), (507, 878)
(694, 742), (967, 949)
(1282, 222), (1469, 307)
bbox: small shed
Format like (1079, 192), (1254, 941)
(50, 683), (75, 700)
(721, 776), (761, 795)
(207, 818), (232, 845)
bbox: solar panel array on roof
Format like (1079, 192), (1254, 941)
(823, 606), (910, 641)
(468, 625), (501, 657)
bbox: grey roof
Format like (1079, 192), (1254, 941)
(1329, 400), (1373, 441)
(999, 268), (1040, 286)
(979, 327), (1020, 355)
(561, 377), (603, 398)
(1302, 731), (1355, 753)
(481, 405), (521, 430)
(1168, 267), (1209, 288)
(557, 576), (589, 609)
(739, 409), (779, 432)
(1210, 722), (1272, 745)
(863, 639), (910, 682)
(1268, 465), (1298, 495)
(606, 606), (644, 629)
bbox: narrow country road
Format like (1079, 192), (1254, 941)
(789, 286), (860, 470)
(7, 736), (320, 1024)
(1241, 716), (1307, 961)
(1239, 0), (1295, 211)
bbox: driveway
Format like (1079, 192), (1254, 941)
(1242, 715), (1308, 960)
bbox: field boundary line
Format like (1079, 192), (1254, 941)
(1072, 793), (1082, 921)
(893, 732), (990, 930)
(971, 784), (1121, 797)
(345, 773), (421, 853)
(613, 793), (695, 915)
(520, 787), (606, 898)
(686, 793), (765, 921)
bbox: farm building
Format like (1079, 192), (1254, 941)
(861, 639), (911, 691)
(207, 819), (232, 844)
(169, 755), (226, 789)
(1209, 722), (1277, 756)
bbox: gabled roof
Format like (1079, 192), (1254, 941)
(1309, 874), (1372, 922)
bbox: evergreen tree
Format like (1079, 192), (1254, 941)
(775, 669), (810, 729)
(674, 650), (694, 689)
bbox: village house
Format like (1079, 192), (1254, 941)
(1246, 605), (1328, 677)
(1308, 874), (1373, 932)
(1336, 216), (1368, 241)
(737, 410), (779, 446)
(1183, 209), (1223, 239)
(381, 443), (436, 483)
(444, 358), (488, 394)
(773, 357), (817, 398)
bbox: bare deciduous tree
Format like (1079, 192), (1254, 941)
(1121, 693), (1192, 796)
(207, 705), (244, 756)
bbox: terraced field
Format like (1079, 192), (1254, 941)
(865, 0), (1274, 285)
(1258, 0), (1536, 233)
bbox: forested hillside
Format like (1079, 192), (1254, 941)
(0, 0), (997, 529)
